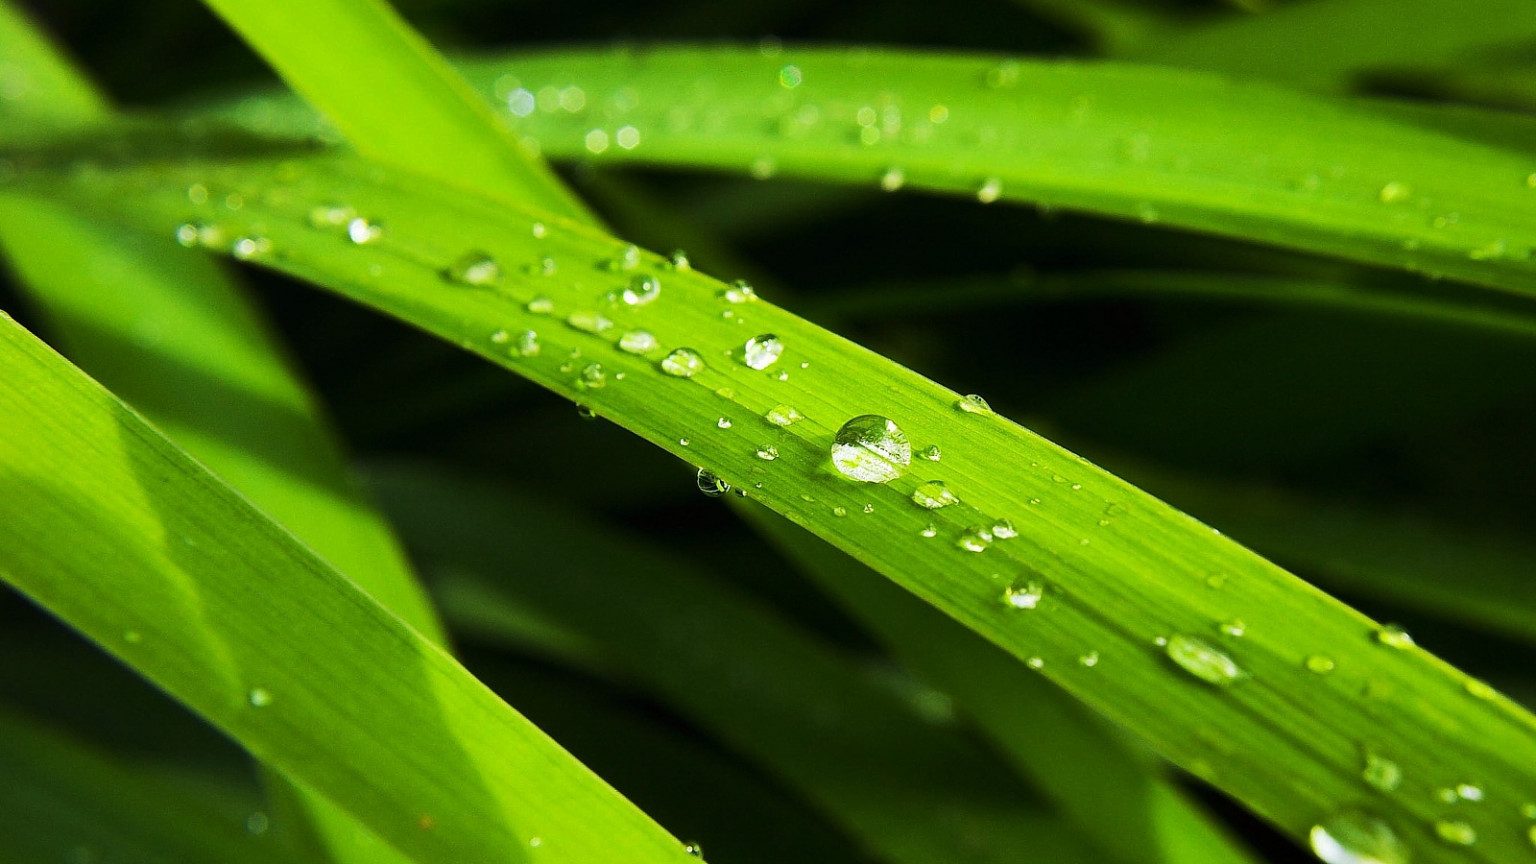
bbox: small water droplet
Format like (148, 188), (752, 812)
(1003, 580), (1043, 609)
(509, 330), (540, 357)
(717, 417), (733, 429)
(756, 446), (779, 461)
(765, 404), (804, 426)
(1457, 784), (1484, 802)
(616, 125), (641, 149)
(528, 836), (542, 848)
(1520, 802), (1536, 819)
(527, 295), (555, 314)
(862, 503), (875, 514)
(566, 310), (613, 334)
(697, 469), (729, 497)
(1165, 635), (1244, 686)
(1025, 656), (1045, 669)
(955, 394), (993, 414)
(1309, 811), (1409, 864)
(911, 480), (960, 509)
(1375, 625), (1414, 649)
(1306, 654), (1336, 674)
(531, 221), (548, 238)
(446, 251), (500, 286)
(1378, 181), (1412, 204)
(248, 688), (272, 707)
(991, 519), (1017, 539)
(778, 64), (802, 89)
(919, 445), (941, 461)
(957, 525), (993, 552)
(1361, 751), (1402, 792)
(714, 387), (736, 400)
(750, 156), (778, 179)
(1434, 820), (1475, 846)
(621, 274), (660, 305)
(669, 249), (691, 270)
(618, 330), (658, 354)
(575, 404), (597, 420)
(245, 811), (270, 835)
(1526, 173), (1536, 190)
(579, 363), (606, 388)
(660, 348), (706, 378)
(123, 630), (142, 643)
(346, 217), (382, 244)
(976, 177), (1003, 203)
(743, 334), (784, 369)
(832, 506), (848, 517)
(831, 415), (911, 483)
(722, 279), (758, 303)
(1220, 619), (1246, 637)
(679, 437), (690, 446)
(920, 524), (938, 538)
(308, 203), (355, 228)
(1079, 651), (1099, 667)
(880, 166), (906, 192)
(230, 236), (272, 260)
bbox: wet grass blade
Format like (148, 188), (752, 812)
(195, 0), (588, 220)
(373, 463), (1099, 864)
(10, 143), (1536, 862)
(0, 312), (695, 864)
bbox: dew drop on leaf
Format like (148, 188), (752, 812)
(920, 524), (938, 538)
(1434, 820), (1476, 846)
(696, 469), (728, 497)
(346, 217), (382, 244)
(660, 348), (706, 378)
(1309, 811), (1409, 864)
(765, 404), (804, 426)
(669, 249), (691, 271)
(755, 446), (779, 461)
(957, 525), (993, 552)
(1378, 181), (1412, 204)
(1165, 635), (1244, 686)
(1361, 751), (1402, 792)
(991, 519), (1017, 539)
(911, 480), (959, 509)
(1306, 654), (1336, 674)
(920, 445), (942, 461)
(1003, 580), (1043, 610)
(880, 166), (906, 192)
(579, 363), (606, 388)
(510, 330), (540, 358)
(684, 841), (704, 857)
(716, 417), (732, 429)
(831, 415), (911, 483)
(955, 394), (993, 414)
(976, 177), (1003, 204)
(567, 310), (614, 335)
(527, 295), (554, 314)
(621, 274), (660, 306)
(743, 333), (784, 369)
(1375, 625), (1414, 649)
(445, 251), (500, 286)
(248, 688), (272, 707)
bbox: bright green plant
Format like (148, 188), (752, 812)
(2, 1), (1535, 863)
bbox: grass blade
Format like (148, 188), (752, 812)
(0, 311), (694, 864)
(196, 0), (588, 220)
(10, 143), (1536, 861)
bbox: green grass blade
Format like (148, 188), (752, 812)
(0, 705), (295, 864)
(0, 313), (694, 864)
(372, 463), (1098, 864)
(11, 144), (1536, 861)
(196, 0), (588, 220)
(734, 500), (1259, 864)
(0, 2), (105, 123)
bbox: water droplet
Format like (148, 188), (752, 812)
(1025, 656), (1045, 669)
(1520, 802), (1536, 819)
(957, 525), (993, 552)
(123, 630), (142, 644)
(755, 446), (779, 461)
(1220, 618), (1246, 637)
(575, 404), (596, 420)
(832, 506), (848, 517)
(830, 415), (911, 483)
(1435, 787), (1458, 803)
(1528, 825), (1536, 849)
(742, 333), (784, 370)
(346, 217), (382, 244)
(1434, 820), (1475, 846)
(713, 387), (736, 400)
(579, 363), (606, 388)
(778, 64), (802, 89)
(1378, 181), (1412, 204)
(920, 445), (941, 461)
(669, 249), (691, 271)
(618, 330), (658, 354)
(567, 310), (614, 334)
(991, 519), (1017, 539)
(616, 125), (641, 150)
(1003, 580), (1043, 609)
(862, 503), (874, 514)
(1361, 751), (1402, 792)
(1306, 655), (1336, 674)
(245, 811), (270, 835)
(697, 469), (729, 497)
(527, 295), (554, 314)
(1457, 784), (1484, 802)
(622, 274), (660, 305)
(920, 524), (938, 538)
(765, 404), (804, 426)
(528, 836), (542, 848)
(880, 167), (906, 192)
(750, 156), (778, 179)
(1309, 811), (1409, 864)
(1165, 635), (1244, 686)
(307, 203), (355, 228)
(446, 251), (500, 286)
(660, 348), (706, 378)
(230, 236), (272, 260)
(1079, 651), (1100, 667)
(716, 417), (733, 429)
(911, 480), (960, 509)
(679, 438), (690, 446)
(509, 330), (540, 357)
(722, 279), (758, 303)
(530, 221), (548, 239)
(1375, 625), (1414, 649)
(955, 394), (993, 414)
(976, 177), (1003, 204)
(248, 688), (272, 707)
(684, 841), (704, 857)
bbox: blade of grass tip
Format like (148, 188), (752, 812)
(455, 47), (1536, 301)
(0, 704), (307, 864)
(0, 312), (697, 864)
(733, 499), (1260, 864)
(1126, 0), (1536, 92)
(372, 463), (1100, 864)
(196, 0), (590, 221)
(0, 6), (442, 863)
(15, 143), (1536, 862)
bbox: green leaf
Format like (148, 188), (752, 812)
(0, 312), (693, 864)
(10, 143), (1536, 861)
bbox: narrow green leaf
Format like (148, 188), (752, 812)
(196, 0), (589, 220)
(0, 312), (693, 864)
(11, 145), (1536, 861)
(0, 2), (105, 123)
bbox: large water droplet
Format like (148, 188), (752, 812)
(831, 415), (911, 483)
(622, 274), (660, 305)
(911, 480), (959, 509)
(1165, 635), (1244, 686)
(743, 334), (784, 369)
(1309, 811), (1409, 864)
(446, 251), (500, 286)
(660, 348), (706, 378)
